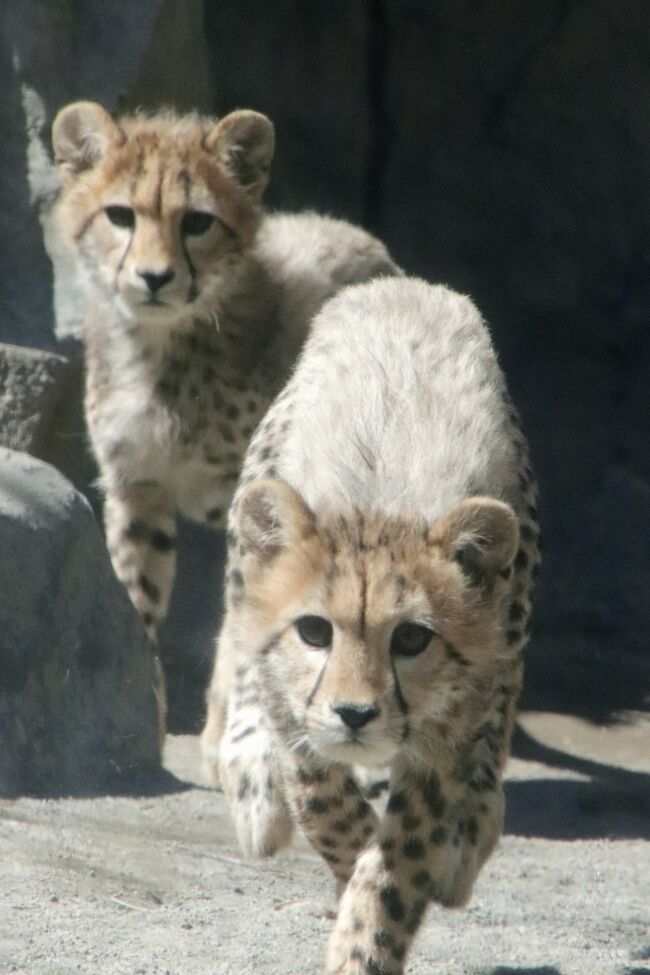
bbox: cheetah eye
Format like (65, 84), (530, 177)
(181, 210), (215, 236)
(105, 205), (135, 229)
(390, 622), (434, 657)
(295, 615), (333, 648)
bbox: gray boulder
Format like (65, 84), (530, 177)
(0, 449), (161, 797)
(0, 341), (100, 515)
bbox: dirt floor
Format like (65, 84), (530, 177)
(1, 710), (649, 975)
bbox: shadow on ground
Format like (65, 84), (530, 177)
(506, 725), (650, 840)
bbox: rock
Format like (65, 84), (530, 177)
(0, 341), (99, 508)
(204, 0), (370, 221)
(0, 343), (69, 453)
(0, 449), (161, 797)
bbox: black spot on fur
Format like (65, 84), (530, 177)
(343, 775), (358, 795)
(404, 897), (428, 934)
(306, 797), (329, 815)
(410, 869), (431, 890)
(125, 519), (148, 542)
(403, 838), (426, 859)
(514, 547), (528, 570)
(139, 573), (161, 604)
(429, 825), (447, 845)
(206, 507), (223, 522)
(297, 766), (329, 786)
(520, 523), (536, 542)
(386, 791), (408, 814)
(508, 601), (525, 622)
(332, 819), (351, 834)
(470, 762), (497, 792)
(237, 775), (250, 800)
(402, 813), (422, 831)
(466, 816), (479, 845)
(374, 931), (395, 951)
(230, 569), (244, 588)
(380, 884), (406, 922)
(150, 529), (176, 552)
(507, 628), (522, 646)
(421, 775), (446, 818)
(391, 941), (406, 962)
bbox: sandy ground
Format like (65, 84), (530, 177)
(1, 711), (649, 975)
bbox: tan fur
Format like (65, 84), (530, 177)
(51, 102), (399, 704)
(202, 278), (540, 974)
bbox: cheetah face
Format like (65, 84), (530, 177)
(52, 101), (274, 324)
(235, 479), (519, 769)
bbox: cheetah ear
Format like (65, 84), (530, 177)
(237, 479), (314, 563)
(52, 101), (124, 184)
(206, 110), (274, 201)
(432, 497), (519, 590)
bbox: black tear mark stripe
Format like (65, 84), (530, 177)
(115, 221), (134, 284)
(306, 654), (329, 707)
(390, 655), (409, 715)
(358, 562), (367, 639)
(182, 238), (198, 302)
(75, 207), (103, 243)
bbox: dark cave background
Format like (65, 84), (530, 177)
(2, 0), (649, 726)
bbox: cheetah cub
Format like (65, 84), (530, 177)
(52, 101), (397, 649)
(202, 278), (540, 974)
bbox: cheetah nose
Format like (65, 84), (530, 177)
(138, 268), (175, 293)
(331, 703), (380, 730)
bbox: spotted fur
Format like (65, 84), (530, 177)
(52, 101), (398, 702)
(201, 278), (540, 974)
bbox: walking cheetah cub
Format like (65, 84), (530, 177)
(202, 277), (540, 973)
(52, 101), (397, 650)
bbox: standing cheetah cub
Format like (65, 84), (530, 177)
(202, 277), (540, 974)
(52, 101), (397, 650)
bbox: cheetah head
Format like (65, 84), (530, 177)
(234, 479), (519, 769)
(52, 101), (274, 324)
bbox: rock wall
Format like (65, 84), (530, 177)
(0, 450), (161, 796)
(0, 0), (648, 724)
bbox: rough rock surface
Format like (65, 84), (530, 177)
(0, 449), (161, 797)
(0, 343), (96, 503)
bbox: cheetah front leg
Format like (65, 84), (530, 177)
(104, 483), (177, 730)
(104, 483), (177, 638)
(326, 771), (504, 975)
(216, 652), (294, 858)
(283, 753), (380, 891)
